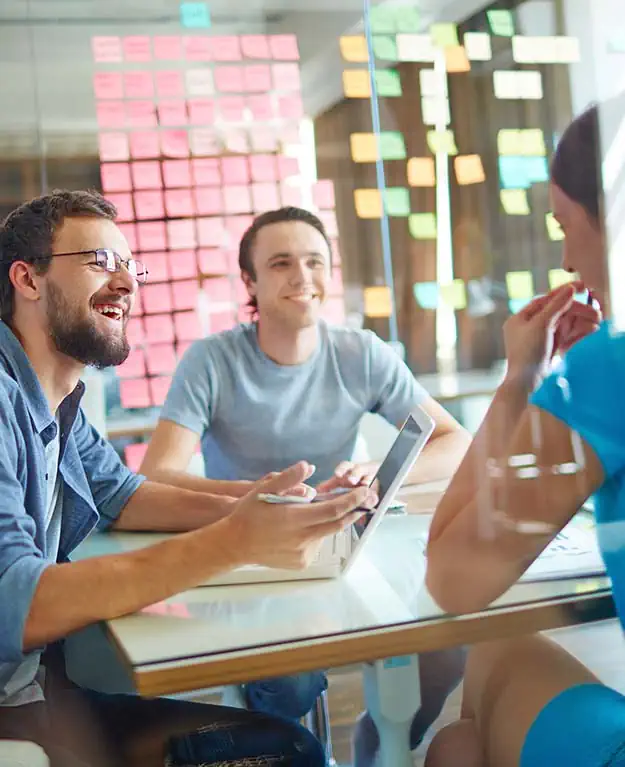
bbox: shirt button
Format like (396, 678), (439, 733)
(45, 474), (49, 480)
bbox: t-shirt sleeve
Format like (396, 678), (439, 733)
(530, 325), (625, 479)
(159, 341), (216, 437)
(365, 331), (429, 425)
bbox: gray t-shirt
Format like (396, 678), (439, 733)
(160, 321), (428, 483)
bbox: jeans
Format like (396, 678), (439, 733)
(244, 672), (328, 720)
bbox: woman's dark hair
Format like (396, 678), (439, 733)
(238, 206), (332, 314)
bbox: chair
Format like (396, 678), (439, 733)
(0, 741), (49, 766)
(305, 688), (336, 766)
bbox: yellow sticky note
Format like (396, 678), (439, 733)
(340, 35), (369, 63)
(506, 271), (535, 300)
(454, 154), (485, 185)
(440, 280), (467, 310)
(520, 129), (546, 156)
(343, 70), (371, 98)
(427, 130), (458, 155)
(546, 212), (565, 241)
(498, 129), (522, 155)
(445, 46), (471, 72)
(354, 189), (382, 218)
(351, 133), (378, 163)
(430, 23), (459, 49)
(364, 286), (393, 318)
(407, 157), (436, 187)
(409, 213), (437, 239)
(500, 189), (530, 215)
(549, 269), (574, 290)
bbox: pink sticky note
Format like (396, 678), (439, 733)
(214, 66), (244, 93)
(176, 341), (194, 358)
(155, 70), (184, 98)
(93, 72), (124, 100)
(221, 156), (249, 185)
(174, 311), (202, 341)
(198, 249), (229, 275)
(194, 187), (223, 215)
(272, 63), (301, 91)
(224, 131), (250, 153)
(313, 180), (335, 210)
(277, 94), (304, 120)
(123, 36), (152, 62)
(172, 280), (199, 310)
(141, 252), (169, 282)
(187, 98), (216, 125)
(279, 125), (301, 145)
(190, 128), (220, 156)
(241, 35), (271, 59)
(96, 101), (126, 129)
(329, 267), (344, 296)
(144, 314), (174, 342)
(101, 163), (132, 192)
(133, 190), (165, 221)
(120, 379), (151, 409)
(280, 182), (303, 207)
(249, 154), (277, 182)
(270, 34), (300, 61)
(157, 100), (188, 126)
(183, 36), (212, 62)
(319, 210), (339, 238)
(197, 217), (227, 247)
(169, 250), (198, 280)
(116, 348), (146, 379)
(226, 249), (241, 275)
(137, 221), (167, 252)
(162, 159), (191, 188)
(118, 223), (138, 253)
(244, 65), (272, 92)
(225, 215), (253, 245)
(129, 130), (160, 159)
(251, 183), (280, 213)
(105, 193), (134, 222)
(238, 304), (251, 322)
(234, 279), (249, 303)
(153, 36), (182, 60)
(208, 311), (236, 334)
(218, 96), (246, 122)
(212, 36), (242, 61)
(167, 219), (197, 250)
(126, 317), (145, 344)
(91, 36), (122, 63)
(249, 126), (278, 152)
(160, 130), (190, 158)
(123, 71), (154, 99)
(98, 132), (129, 161)
(223, 186), (252, 214)
(165, 188), (195, 217)
(124, 442), (149, 472)
(142, 283), (173, 314)
(131, 161), (163, 190)
(192, 158), (221, 186)
(277, 155), (300, 180)
(145, 343), (177, 375)
(150, 376), (172, 407)
(323, 298), (346, 325)
(204, 276), (233, 303)
(126, 100), (157, 128)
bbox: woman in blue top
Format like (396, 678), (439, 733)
(425, 93), (625, 767)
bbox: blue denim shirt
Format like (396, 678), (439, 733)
(0, 321), (144, 701)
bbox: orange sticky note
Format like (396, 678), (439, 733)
(269, 34), (300, 60)
(96, 101), (126, 129)
(98, 132), (129, 162)
(153, 36), (182, 60)
(194, 187), (223, 215)
(350, 133), (378, 163)
(364, 286), (393, 318)
(123, 71), (154, 99)
(167, 219), (197, 250)
(169, 250), (198, 280)
(407, 157), (436, 187)
(155, 70), (185, 97)
(133, 190), (165, 220)
(214, 66), (245, 93)
(101, 163), (132, 192)
(454, 154), (485, 185)
(160, 130), (190, 158)
(244, 64), (272, 92)
(340, 36), (369, 63)
(131, 161), (163, 190)
(445, 46), (471, 72)
(354, 189), (382, 219)
(129, 130), (160, 159)
(343, 70), (371, 98)
(162, 159), (192, 188)
(137, 221), (167, 251)
(240, 35), (271, 59)
(165, 188), (195, 217)
(93, 72), (124, 100)
(157, 100), (188, 126)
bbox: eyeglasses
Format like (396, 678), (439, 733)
(36, 249), (149, 284)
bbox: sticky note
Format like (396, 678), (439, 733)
(180, 2), (211, 28)
(165, 188), (195, 217)
(214, 66), (244, 93)
(96, 101), (126, 129)
(493, 70), (543, 100)
(413, 282), (439, 309)
(221, 156), (250, 185)
(463, 32), (492, 61)
(137, 221), (167, 251)
(499, 129), (546, 156)
(501, 189), (530, 215)
(548, 269), (573, 289)
(506, 271), (534, 299)
(172, 280), (199, 310)
(192, 158), (221, 186)
(394, 7), (421, 32)
(250, 182), (280, 213)
(376, 70), (402, 97)
(277, 155), (299, 180)
(383, 188), (411, 217)
(350, 133), (377, 163)
(190, 128), (220, 156)
(174, 310), (201, 341)
(93, 72), (123, 100)
(421, 96), (451, 126)
(144, 314), (175, 343)
(368, 4), (395, 33)
(197, 217), (227, 247)
(244, 64), (272, 92)
(247, 94), (274, 120)
(340, 35), (369, 63)
(169, 250), (198, 280)
(427, 130), (458, 155)
(219, 96), (246, 121)
(129, 130), (160, 159)
(225, 215), (253, 245)
(161, 130), (190, 158)
(203, 276), (233, 303)
(153, 36), (182, 60)
(318, 210), (338, 238)
(454, 154), (485, 185)
(122, 36), (151, 62)
(379, 132), (407, 160)
(118, 223), (137, 253)
(98, 132), (129, 162)
(277, 94), (304, 119)
(222, 186), (252, 215)
(188, 99), (216, 126)
(158, 100), (188, 126)
(211, 36), (242, 61)
(120, 379), (150, 409)
(249, 154), (277, 182)
(269, 34), (300, 61)
(126, 100), (157, 128)
(373, 36), (398, 61)
(280, 183), (303, 208)
(224, 130), (249, 154)
(313, 180), (335, 210)
(91, 36), (122, 63)
(445, 46), (470, 73)
(241, 35), (271, 59)
(525, 156), (549, 183)
(431, 23), (459, 48)
(116, 348), (146, 379)
(364, 286), (393, 318)
(546, 212), (565, 241)
(142, 284), (173, 314)
(409, 213), (437, 239)
(168, 220), (197, 250)
(123, 71), (154, 99)
(142, 253), (169, 282)
(146, 349), (177, 381)
(155, 70), (185, 98)
(420, 69), (447, 97)
(328, 267), (344, 295)
(272, 62), (301, 91)
(194, 187), (223, 215)
(183, 35), (212, 62)
(498, 157), (529, 189)
(487, 9), (515, 37)
(131, 161), (162, 190)
(354, 189), (382, 219)
(397, 34), (436, 62)
(343, 70), (371, 98)
(105, 193), (134, 222)
(101, 163), (132, 192)
(440, 280), (467, 310)
(407, 157), (436, 187)
(185, 69), (214, 96)
(133, 190), (165, 220)
(162, 159), (192, 188)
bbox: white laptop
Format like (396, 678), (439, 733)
(74, 408), (434, 587)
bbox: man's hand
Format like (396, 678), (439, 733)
(227, 477), (315, 499)
(225, 462), (377, 570)
(554, 299), (601, 356)
(316, 461), (377, 494)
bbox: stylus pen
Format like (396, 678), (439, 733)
(587, 289), (594, 307)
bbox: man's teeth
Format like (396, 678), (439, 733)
(96, 304), (123, 320)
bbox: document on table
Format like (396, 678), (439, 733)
(520, 522), (606, 582)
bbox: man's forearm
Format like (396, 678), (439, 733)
(24, 519), (242, 651)
(141, 468), (251, 498)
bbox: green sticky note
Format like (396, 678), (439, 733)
(395, 7), (421, 33)
(379, 131), (406, 160)
(180, 1), (211, 28)
(430, 23), (459, 48)
(375, 69), (402, 97)
(383, 188), (411, 217)
(506, 271), (534, 299)
(546, 212), (565, 242)
(413, 282), (440, 309)
(409, 213), (437, 239)
(368, 5), (396, 34)
(487, 9), (515, 37)
(373, 35), (399, 61)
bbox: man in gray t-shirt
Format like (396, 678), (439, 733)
(141, 207), (470, 766)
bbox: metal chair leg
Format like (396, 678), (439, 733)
(305, 689), (336, 766)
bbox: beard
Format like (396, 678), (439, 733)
(46, 280), (130, 369)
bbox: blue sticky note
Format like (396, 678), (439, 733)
(524, 156), (549, 184)
(180, 2), (211, 28)
(498, 157), (529, 189)
(413, 282), (440, 309)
